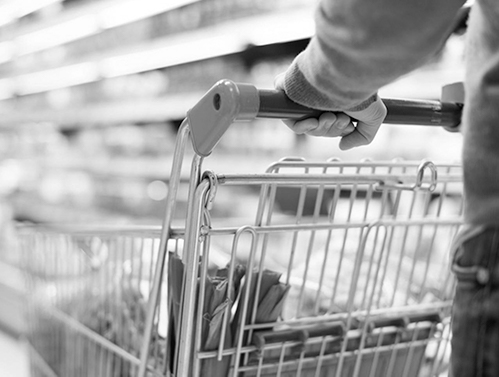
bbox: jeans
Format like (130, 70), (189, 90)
(451, 226), (499, 377)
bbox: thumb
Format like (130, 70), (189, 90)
(274, 72), (286, 91)
(339, 96), (387, 150)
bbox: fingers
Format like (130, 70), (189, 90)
(312, 112), (354, 137)
(282, 117), (319, 134)
(283, 112), (355, 138)
(274, 72), (354, 138)
(274, 71), (387, 148)
(340, 96), (387, 150)
(338, 121), (379, 150)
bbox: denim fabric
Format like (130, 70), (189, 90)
(451, 226), (499, 377)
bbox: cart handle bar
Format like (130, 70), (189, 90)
(187, 79), (462, 157)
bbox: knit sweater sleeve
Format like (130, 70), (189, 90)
(284, 0), (466, 111)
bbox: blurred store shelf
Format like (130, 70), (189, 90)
(0, 1), (466, 223)
(0, 2), (318, 129)
(0, 92), (203, 126)
(0, 0), (198, 51)
(0, 3), (314, 97)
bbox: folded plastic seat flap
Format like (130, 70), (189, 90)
(244, 313), (441, 376)
(252, 322), (346, 350)
(187, 79), (462, 157)
(250, 311), (441, 347)
(363, 311), (443, 331)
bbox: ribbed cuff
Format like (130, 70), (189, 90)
(283, 60), (377, 112)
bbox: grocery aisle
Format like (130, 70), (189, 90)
(0, 1), (467, 376)
(0, 332), (29, 377)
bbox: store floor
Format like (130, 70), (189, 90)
(0, 332), (30, 377)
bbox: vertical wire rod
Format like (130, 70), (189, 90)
(137, 120), (190, 377)
(175, 180), (211, 376)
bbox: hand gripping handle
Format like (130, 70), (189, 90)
(187, 79), (462, 157)
(257, 89), (462, 126)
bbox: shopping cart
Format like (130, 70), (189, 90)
(18, 79), (463, 377)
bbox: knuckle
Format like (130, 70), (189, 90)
(338, 118), (351, 130)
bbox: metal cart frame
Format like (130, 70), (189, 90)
(19, 80), (463, 377)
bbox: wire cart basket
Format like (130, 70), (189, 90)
(18, 80), (464, 377)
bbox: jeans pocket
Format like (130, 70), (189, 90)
(451, 276), (485, 377)
(450, 226), (499, 377)
(451, 226), (499, 286)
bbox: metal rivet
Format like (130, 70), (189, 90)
(477, 268), (489, 285)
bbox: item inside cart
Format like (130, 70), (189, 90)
(18, 80), (462, 377)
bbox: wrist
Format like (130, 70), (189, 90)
(283, 60), (379, 112)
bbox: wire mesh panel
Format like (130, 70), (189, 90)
(18, 226), (183, 377)
(18, 159), (461, 377)
(178, 159), (462, 377)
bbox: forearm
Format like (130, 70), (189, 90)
(284, 0), (466, 110)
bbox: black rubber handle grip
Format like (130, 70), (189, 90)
(257, 89), (462, 129)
